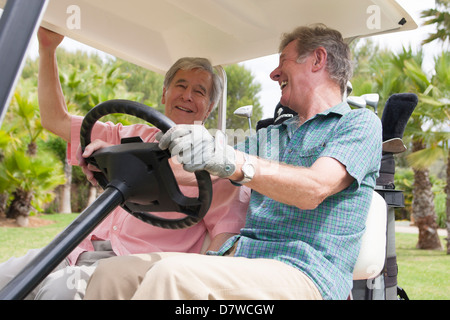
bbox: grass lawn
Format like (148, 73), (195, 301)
(395, 232), (449, 300)
(0, 213), (78, 263)
(0, 214), (448, 300)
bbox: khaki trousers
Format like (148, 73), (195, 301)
(0, 241), (115, 299)
(84, 252), (322, 300)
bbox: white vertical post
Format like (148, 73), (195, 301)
(214, 66), (227, 131)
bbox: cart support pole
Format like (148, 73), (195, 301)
(0, 187), (124, 300)
(0, 0), (48, 125)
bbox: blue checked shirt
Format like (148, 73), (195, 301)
(208, 102), (382, 300)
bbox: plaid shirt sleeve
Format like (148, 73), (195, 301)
(320, 108), (382, 189)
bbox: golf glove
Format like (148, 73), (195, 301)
(157, 125), (236, 178)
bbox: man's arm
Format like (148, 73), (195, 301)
(158, 125), (355, 210)
(229, 151), (354, 210)
(37, 27), (72, 142)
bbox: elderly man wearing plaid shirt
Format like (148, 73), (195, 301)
(84, 24), (382, 300)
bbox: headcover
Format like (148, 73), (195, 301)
(381, 93), (418, 142)
(256, 102), (297, 131)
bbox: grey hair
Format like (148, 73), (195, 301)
(279, 24), (353, 95)
(164, 57), (223, 109)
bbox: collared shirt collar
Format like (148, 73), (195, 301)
(282, 101), (351, 137)
(316, 101), (351, 117)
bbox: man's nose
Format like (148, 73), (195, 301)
(182, 88), (193, 101)
(270, 66), (281, 82)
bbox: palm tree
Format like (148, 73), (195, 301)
(78, 61), (142, 206)
(351, 42), (443, 250)
(0, 90), (65, 226)
(421, 0), (450, 255)
(0, 148), (65, 226)
(407, 52), (450, 253)
(399, 54), (445, 250)
(0, 130), (12, 215)
(422, 0), (450, 46)
(55, 52), (138, 211)
(432, 53), (450, 254)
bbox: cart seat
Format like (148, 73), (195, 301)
(353, 191), (387, 280)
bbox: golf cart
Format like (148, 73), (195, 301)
(0, 0), (418, 300)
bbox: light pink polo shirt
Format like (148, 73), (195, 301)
(66, 116), (249, 265)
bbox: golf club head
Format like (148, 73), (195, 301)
(347, 96), (366, 109)
(362, 93), (379, 114)
(234, 105), (253, 118)
(346, 81), (353, 96)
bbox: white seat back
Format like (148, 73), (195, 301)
(353, 191), (387, 280)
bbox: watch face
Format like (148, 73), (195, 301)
(243, 163), (255, 178)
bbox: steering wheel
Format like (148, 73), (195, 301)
(79, 99), (213, 229)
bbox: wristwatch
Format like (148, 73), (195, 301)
(234, 153), (255, 184)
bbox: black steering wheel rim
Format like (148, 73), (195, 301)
(80, 99), (213, 229)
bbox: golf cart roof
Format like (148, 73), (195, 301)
(0, 0), (417, 131)
(33, 0), (416, 74)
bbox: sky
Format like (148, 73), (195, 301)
(21, 0), (440, 118)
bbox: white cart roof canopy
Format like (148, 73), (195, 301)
(4, 0), (417, 73)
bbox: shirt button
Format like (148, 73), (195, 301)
(113, 225), (118, 231)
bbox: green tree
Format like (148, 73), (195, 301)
(0, 130), (12, 215)
(351, 42), (443, 250)
(389, 51), (443, 250)
(206, 64), (262, 132)
(0, 88), (65, 226)
(120, 60), (165, 113)
(421, 2), (450, 253)
(53, 54), (90, 213)
(406, 53), (450, 253)
(0, 147), (65, 226)
(57, 53), (142, 208)
(422, 0), (450, 46)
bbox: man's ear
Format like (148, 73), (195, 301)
(312, 47), (327, 72)
(203, 102), (215, 123)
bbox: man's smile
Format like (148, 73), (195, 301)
(175, 106), (193, 113)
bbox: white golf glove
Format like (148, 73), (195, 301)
(157, 125), (236, 178)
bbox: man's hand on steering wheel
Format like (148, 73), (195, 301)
(76, 139), (114, 187)
(157, 124), (236, 178)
